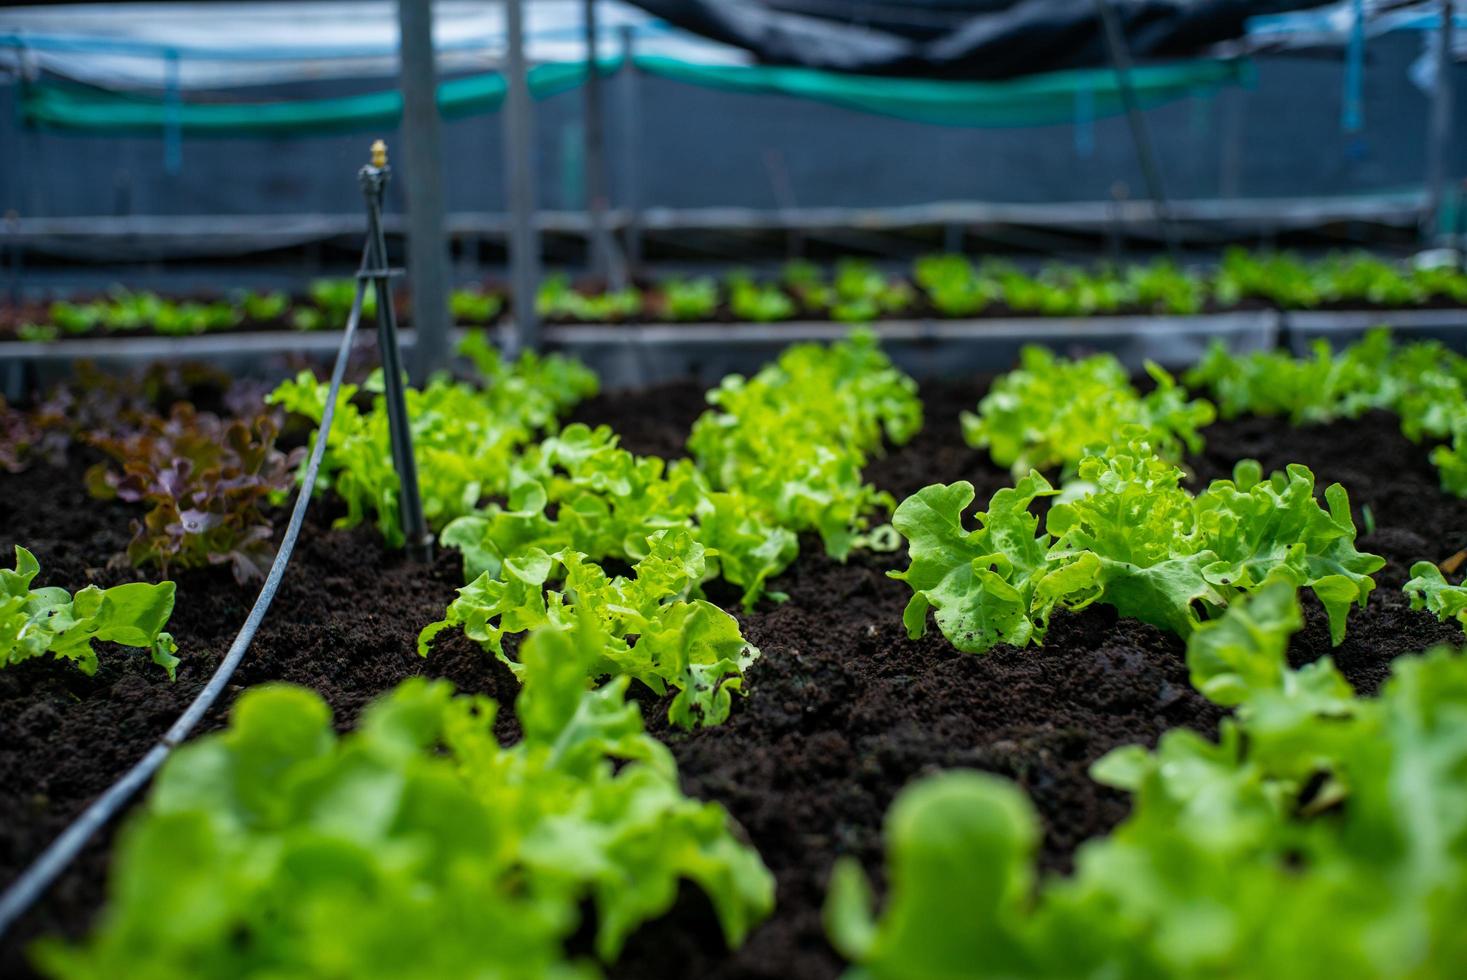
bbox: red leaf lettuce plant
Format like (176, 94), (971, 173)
(85, 406), (303, 584)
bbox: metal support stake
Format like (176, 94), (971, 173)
(582, 0), (625, 287)
(1092, 0), (1180, 261)
(504, 0), (541, 353)
(396, 0), (453, 380)
(1425, 0), (1457, 241)
(360, 141), (432, 562)
(616, 24), (644, 274)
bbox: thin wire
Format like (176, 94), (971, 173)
(0, 270), (369, 941)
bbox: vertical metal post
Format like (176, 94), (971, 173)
(581, 0), (624, 287)
(396, 0), (453, 380)
(1092, 0), (1179, 260)
(1343, 0), (1368, 162)
(1425, 0), (1457, 241)
(360, 141), (432, 562)
(503, 0), (541, 353)
(616, 24), (644, 274)
(1343, 0), (1366, 133)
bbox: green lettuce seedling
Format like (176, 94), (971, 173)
(963, 345), (1214, 476)
(660, 277), (719, 321)
(890, 436), (1383, 653)
(441, 331), (912, 610)
(1405, 561), (1467, 632)
(268, 336), (596, 547)
(689, 328), (922, 560)
(913, 254), (995, 316)
(439, 423), (798, 610)
(537, 273), (643, 322)
(449, 287), (504, 324)
(726, 271), (797, 323)
(38, 622), (773, 977)
(420, 529), (758, 728)
(2, 546), (179, 679)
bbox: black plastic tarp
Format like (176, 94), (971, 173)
(626, 0), (1337, 79)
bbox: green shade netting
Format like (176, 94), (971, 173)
(20, 55), (1250, 137)
(20, 61), (605, 136)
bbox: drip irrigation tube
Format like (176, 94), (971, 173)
(0, 266), (369, 941)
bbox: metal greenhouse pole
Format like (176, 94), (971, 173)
(1425, 0), (1457, 241)
(617, 24), (645, 275)
(396, 0), (452, 379)
(504, 0), (542, 352)
(1092, 0), (1180, 261)
(582, 0), (625, 287)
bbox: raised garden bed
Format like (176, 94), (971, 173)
(6, 307), (1467, 402)
(0, 309), (1297, 395)
(2, 341), (1463, 978)
(5, 248), (1466, 344)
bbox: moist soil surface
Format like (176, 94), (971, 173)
(2, 379), (1463, 979)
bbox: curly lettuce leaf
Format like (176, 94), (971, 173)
(688, 328), (921, 561)
(441, 424), (797, 610)
(891, 438), (1382, 653)
(1185, 570), (1303, 705)
(887, 472), (1066, 653)
(39, 623), (773, 978)
(421, 530), (759, 728)
(1405, 561), (1467, 632)
(438, 331), (913, 610)
(962, 345), (1214, 476)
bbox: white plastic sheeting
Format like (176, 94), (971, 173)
(1244, 0), (1467, 54)
(0, 1), (748, 92)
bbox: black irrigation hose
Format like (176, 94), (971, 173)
(0, 276), (369, 941)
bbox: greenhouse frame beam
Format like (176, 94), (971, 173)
(581, 0), (623, 287)
(1425, 0), (1456, 240)
(396, 0), (452, 380)
(616, 25), (645, 273)
(1092, 0), (1180, 261)
(0, 196), (1430, 260)
(503, 0), (541, 353)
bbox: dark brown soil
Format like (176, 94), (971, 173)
(0, 456), (519, 978)
(1, 378), (1463, 980)
(606, 387), (1467, 980)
